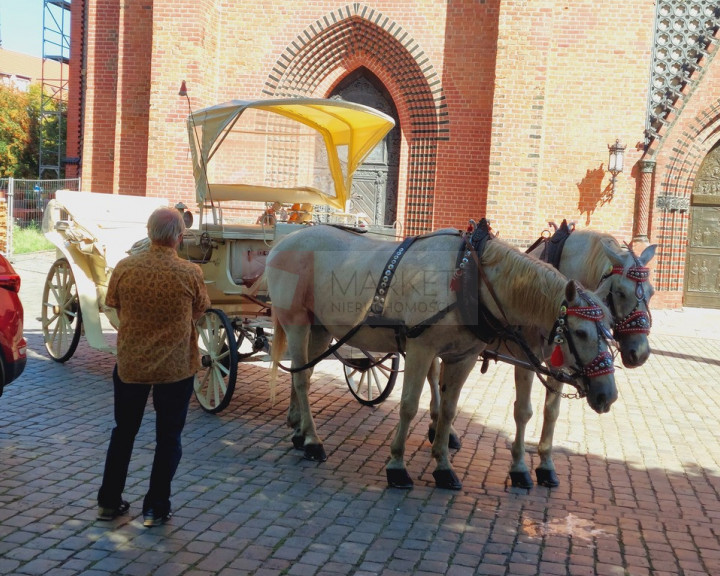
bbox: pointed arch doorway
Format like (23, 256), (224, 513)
(684, 142), (720, 308)
(330, 69), (400, 226)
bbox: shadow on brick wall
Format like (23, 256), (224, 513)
(577, 164), (614, 225)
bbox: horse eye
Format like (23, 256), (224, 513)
(613, 290), (627, 300)
(573, 329), (589, 340)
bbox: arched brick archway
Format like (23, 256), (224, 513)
(262, 4), (447, 235)
(652, 99), (720, 295)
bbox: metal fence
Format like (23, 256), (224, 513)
(0, 177), (81, 258)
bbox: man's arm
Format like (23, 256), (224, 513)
(191, 267), (211, 321)
(105, 264), (124, 310)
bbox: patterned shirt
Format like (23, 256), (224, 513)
(106, 245), (210, 384)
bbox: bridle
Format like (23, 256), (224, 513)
(456, 220), (615, 399)
(599, 248), (652, 339)
(546, 288), (615, 398)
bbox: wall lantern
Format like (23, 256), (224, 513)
(607, 138), (626, 191)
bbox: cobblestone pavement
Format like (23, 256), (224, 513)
(2, 251), (720, 575)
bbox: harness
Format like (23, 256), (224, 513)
(598, 251), (652, 337)
(452, 220), (506, 341)
(526, 219), (574, 269)
(281, 230), (459, 374)
(528, 219), (652, 340)
(454, 219), (614, 397)
(281, 222), (615, 394)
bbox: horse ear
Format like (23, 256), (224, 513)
(594, 278), (612, 301)
(600, 239), (626, 268)
(639, 244), (657, 266)
(565, 279), (578, 302)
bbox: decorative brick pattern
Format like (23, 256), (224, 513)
(65, 0), (720, 308)
(645, 1), (720, 145)
(262, 5), (447, 235)
(647, 38), (720, 305)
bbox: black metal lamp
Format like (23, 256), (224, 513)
(607, 139), (626, 190)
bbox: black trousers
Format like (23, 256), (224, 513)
(98, 365), (194, 515)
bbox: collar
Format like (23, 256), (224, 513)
(149, 244), (178, 255)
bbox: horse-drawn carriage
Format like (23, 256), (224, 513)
(41, 96), (657, 490)
(41, 98), (401, 413)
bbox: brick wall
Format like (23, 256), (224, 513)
(67, 0), (720, 307)
(645, 45), (720, 307)
(75, 0), (120, 195)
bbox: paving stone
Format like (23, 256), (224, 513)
(2, 251), (720, 574)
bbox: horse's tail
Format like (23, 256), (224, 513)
(269, 311), (288, 406)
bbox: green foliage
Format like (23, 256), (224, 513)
(0, 84), (37, 177)
(0, 83), (66, 179)
(12, 223), (55, 254)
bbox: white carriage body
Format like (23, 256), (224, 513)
(42, 98), (397, 357)
(42, 190), (169, 352)
(41, 98), (399, 410)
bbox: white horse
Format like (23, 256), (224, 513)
(426, 224), (656, 488)
(266, 222), (617, 489)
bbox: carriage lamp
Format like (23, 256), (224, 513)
(607, 139), (626, 191)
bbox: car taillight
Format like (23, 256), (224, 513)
(0, 273), (21, 292)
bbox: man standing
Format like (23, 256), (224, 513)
(97, 207), (210, 527)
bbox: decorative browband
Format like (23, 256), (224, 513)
(565, 304), (605, 321)
(611, 265), (650, 283)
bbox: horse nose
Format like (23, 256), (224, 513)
(591, 392), (617, 414)
(621, 345), (650, 368)
(596, 394), (607, 412)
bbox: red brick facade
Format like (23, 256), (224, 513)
(67, 0), (720, 308)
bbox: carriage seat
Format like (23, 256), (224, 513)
(50, 190), (169, 268)
(202, 183), (331, 205)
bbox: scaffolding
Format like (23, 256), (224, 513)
(40, 0), (71, 179)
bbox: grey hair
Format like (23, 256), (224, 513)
(147, 207), (185, 247)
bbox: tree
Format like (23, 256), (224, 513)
(0, 83), (40, 178)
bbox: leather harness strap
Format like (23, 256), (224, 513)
(282, 229), (459, 373)
(454, 219), (508, 342)
(538, 219), (573, 268)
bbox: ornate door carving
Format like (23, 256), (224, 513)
(685, 145), (720, 308)
(331, 72), (400, 226)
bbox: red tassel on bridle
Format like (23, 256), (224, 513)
(550, 344), (564, 367)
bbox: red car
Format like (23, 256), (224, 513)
(0, 253), (26, 395)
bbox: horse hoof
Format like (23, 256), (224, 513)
(509, 471), (534, 489)
(303, 444), (327, 462)
(432, 469), (462, 490)
(449, 433), (462, 451)
(428, 427), (462, 450)
(292, 435), (305, 450)
(387, 468), (414, 489)
(536, 468), (559, 488)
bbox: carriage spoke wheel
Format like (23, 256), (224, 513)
(194, 309), (238, 413)
(42, 258), (82, 363)
(335, 348), (400, 406)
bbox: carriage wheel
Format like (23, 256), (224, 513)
(41, 258), (82, 363)
(194, 309), (238, 414)
(335, 348), (401, 406)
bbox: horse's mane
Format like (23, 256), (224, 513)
(482, 238), (567, 327)
(571, 229), (624, 285)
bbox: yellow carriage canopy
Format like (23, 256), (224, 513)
(187, 98), (396, 211)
